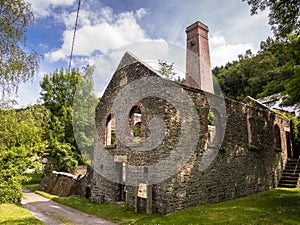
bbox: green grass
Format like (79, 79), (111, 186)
(0, 174), (44, 225)
(53, 214), (74, 225)
(21, 173), (43, 185)
(28, 186), (300, 225)
(24, 183), (40, 192)
(32, 190), (153, 224)
(0, 204), (44, 225)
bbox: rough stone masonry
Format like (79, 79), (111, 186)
(90, 21), (292, 214)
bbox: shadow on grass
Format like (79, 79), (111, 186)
(130, 188), (300, 225)
(0, 218), (44, 225)
(29, 187), (300, 225)
(155, 188), (300, 225)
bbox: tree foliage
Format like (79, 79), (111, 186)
(158, 60), (177, 80)
(0, 105), (50, 204)
(158, 59), (186, 83)
(73, 66), (98, 163)
(283, 65), (300, 106)
(40, 69), (82, 171)
(0, 0), (39, 97)
(40, 69), (80, 112)
(243, 0), (300, 38)
(213, 35), (300, 104)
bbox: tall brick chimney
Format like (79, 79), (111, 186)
(186, 21), (214, 93)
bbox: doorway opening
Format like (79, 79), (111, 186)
(116, 162), (126, 201)
(286, 131), (292, 158)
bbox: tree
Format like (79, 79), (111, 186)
(214, 49), (279, 100)
(259, 35), (300, 104)
(0, 0), (39, 97)
(158, 59), (186, 83)
(243, 0), (300, 38)
(40, 69), (80, 112)
(40, 69), (82, 171)
(158, 60), (176, 80)
(73, 66), (98, 163)
(283, 65), (300, 106)
(214, 35), (299, 103)
(0, 105), (50, 204)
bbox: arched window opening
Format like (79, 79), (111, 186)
(207, 109), (220, 146)
(247, 117), (256, 145)
(274, 124), (281, 150)
(133, 122), (141, 138)
(105, 113), (116, 146)
(129, 105), (143, 143)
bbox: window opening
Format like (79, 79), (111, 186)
(129, 106), (142, 143)
(247, 117), (256, 145)
(274, 124), (281, 150)
(116, 162), (126, 201)
(105, 113), (116, 146)
(208, 109), (220, 146)
(286, 132), (292, 158)
(85, 187), (91, 199)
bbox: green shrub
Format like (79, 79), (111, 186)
(21, 172), (44, 185)
(0, 106), (49, 204)
(0, 178), (22, 204)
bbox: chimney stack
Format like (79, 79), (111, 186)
(186, 21), (214, 93)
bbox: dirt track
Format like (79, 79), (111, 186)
(21, 187), (116, 225)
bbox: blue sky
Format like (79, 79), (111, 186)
(16, 0), (272, 107)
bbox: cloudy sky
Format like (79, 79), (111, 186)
(16, 0), (272, 107)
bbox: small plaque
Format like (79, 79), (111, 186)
(114, 155), (127, 162)
(137, 183), (147, 199)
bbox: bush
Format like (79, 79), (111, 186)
(0, 106), (50, 204)
(21, 172), (44, 185)
(0, 178), (22, 204)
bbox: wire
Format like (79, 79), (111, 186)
(68, 0), (81, 73)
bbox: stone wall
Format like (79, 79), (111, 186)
(91, 52), (291, 214)
(75, 165), (93, 199)
(156, 90), (289, 213)
(38, 167), (90, 198)
(38, 171), (77, 197)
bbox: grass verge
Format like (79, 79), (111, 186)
(0, 173), (44, 225)
(26, 185), (300, 225)
(0, 204), (44, 225)
(32, 189), (157, 224)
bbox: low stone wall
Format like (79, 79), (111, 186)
(38, 166), (92, 198)
(38, 171), (77, 197)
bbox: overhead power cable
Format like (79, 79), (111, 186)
(68, 0), (81, 73)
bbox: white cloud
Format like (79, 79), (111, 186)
(45, 8), (151, 63)
(90, 40), (190, 97)
(209, 32), (226, 48)
(38, 43), (48, 50)
(15, 78), (42, 108)
(100, 7), (114, 23)
(135, 8), (147, 19)
(222, 9), (272, 45)
(27, 0), (76, 18)
(209, 32), (254, 67)
(62, 8), (115, 29)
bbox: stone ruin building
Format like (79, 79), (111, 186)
(88, 21), (298, 214)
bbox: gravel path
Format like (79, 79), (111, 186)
(21, 187), (116, 225)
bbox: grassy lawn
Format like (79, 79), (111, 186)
(0, 174), (44, 225)
(0, 204), (44, 225)
(26, 186), (300, 225)
(24, 183), (40, 192)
